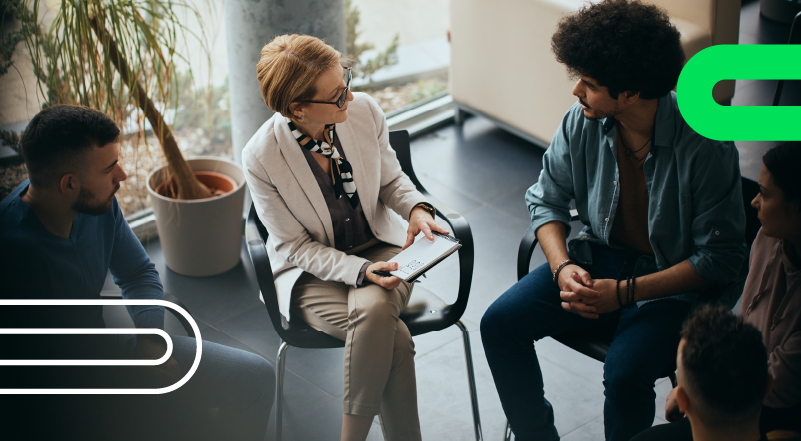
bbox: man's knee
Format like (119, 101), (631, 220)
(603, 363), (657, 402)
(225, 348), (275, 407)
(480, 301), (507, 341)
(239, 349), (275, 383)
(480, 292), (527, 343)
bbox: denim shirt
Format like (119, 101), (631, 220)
(525, 92), (748, 305)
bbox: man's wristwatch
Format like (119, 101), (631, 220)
(552, 259), (576, 285)
(412, 202), (436, 220)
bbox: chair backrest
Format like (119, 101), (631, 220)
(246, 203), (345, 349)
(245, 205), (286, 335)
(773, 12), (801, 106)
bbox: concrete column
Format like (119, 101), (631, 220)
(225, 0), (345, 164)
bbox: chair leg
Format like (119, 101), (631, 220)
(456, 320), (483, 441)
(275, 341), (289, 441)
(504, 420), (512, 441)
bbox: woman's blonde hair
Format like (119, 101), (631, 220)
(256, 34), (346, 119)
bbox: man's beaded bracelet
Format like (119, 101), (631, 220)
(552, 259), (576, 285)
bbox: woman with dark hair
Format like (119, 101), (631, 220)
(632, 141), (801, 440)
(741, 140), (801, 434)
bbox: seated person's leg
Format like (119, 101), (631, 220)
(603, 299), (692, 441)
(291, 242), (420, 440)
(480, 243), (626, 441)
(168, 336), (275, 441)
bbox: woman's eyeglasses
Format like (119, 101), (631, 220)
(301, 67), (352, 109)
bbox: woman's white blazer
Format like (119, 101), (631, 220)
(242, 92), (429, 320)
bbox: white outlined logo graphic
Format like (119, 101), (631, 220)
(0, 299), (202, 394)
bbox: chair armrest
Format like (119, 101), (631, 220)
(98, 292), (195, 337)
(419, 191), (475, 324)
(164, 293), (195, 338)
(389, 129), (475, 325)
(517, 210), (580, 281)
(517, 224), (540, 282)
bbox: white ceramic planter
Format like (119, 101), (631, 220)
(147, 157), (247, 277)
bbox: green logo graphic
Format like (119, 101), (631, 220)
(677, 45), (801, 141)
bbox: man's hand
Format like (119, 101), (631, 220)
(404, 206), (449, 250)
(561, 277), (626, 318)
(665, 387), (684, 422)
(135, 337), (180, 378)
(557, 265), (600, 318)
(365, 261), (403, 290)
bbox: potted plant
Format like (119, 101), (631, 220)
(5, 0), (246, 276)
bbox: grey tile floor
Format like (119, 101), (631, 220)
(102, 1), (800, 439)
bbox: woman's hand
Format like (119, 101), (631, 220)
(404, 206), (450, 250)
(365, 261), (403, 290)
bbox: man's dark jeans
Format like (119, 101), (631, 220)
(481, 242), (692, 441)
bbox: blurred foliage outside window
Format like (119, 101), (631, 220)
(1, 0), (447, 209)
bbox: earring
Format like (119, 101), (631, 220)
(300, 115), (304, 121)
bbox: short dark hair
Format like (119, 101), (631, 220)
(763, 141), (801, 205)
(551, 0), (685, 100)
(680, 305), (768, 427)
(20, 105), (120, 187)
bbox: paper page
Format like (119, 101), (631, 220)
(388, 234), (456, 279)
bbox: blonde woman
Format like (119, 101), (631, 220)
(242, 34), (447, 441)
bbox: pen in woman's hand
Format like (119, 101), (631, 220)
(372, 270), (394, 277)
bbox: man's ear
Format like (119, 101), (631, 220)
(622, 90), (641, 105)
(676, 385), (691, 414)
(59, 173), (78, 197)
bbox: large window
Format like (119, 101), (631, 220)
(0, 1), (451, 215)
(119, 0), (451, 216)
(348, 0), (450, 114)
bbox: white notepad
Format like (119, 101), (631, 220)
(388, 231), (461, 282)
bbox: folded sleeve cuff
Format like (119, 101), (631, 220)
(356, 261), (372, 286)
(531, 210), (574, 238)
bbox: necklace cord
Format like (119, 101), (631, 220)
(617, 120), (653, 158)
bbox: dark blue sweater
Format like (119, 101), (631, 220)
(0, 180), (164, 329)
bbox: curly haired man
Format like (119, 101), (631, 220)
(480, 1), (748, 440)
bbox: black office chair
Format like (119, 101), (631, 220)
(246, 130), (483, 441)
(772, 11), (801, 106)
(503, 176), (762, 440)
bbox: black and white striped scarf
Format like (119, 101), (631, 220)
(287, 118), (359, 208)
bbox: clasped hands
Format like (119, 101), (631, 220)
(364, 206), (449, 290)
(558, 264), (631, 319)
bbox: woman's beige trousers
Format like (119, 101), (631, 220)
(290, 239), (422, 441)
